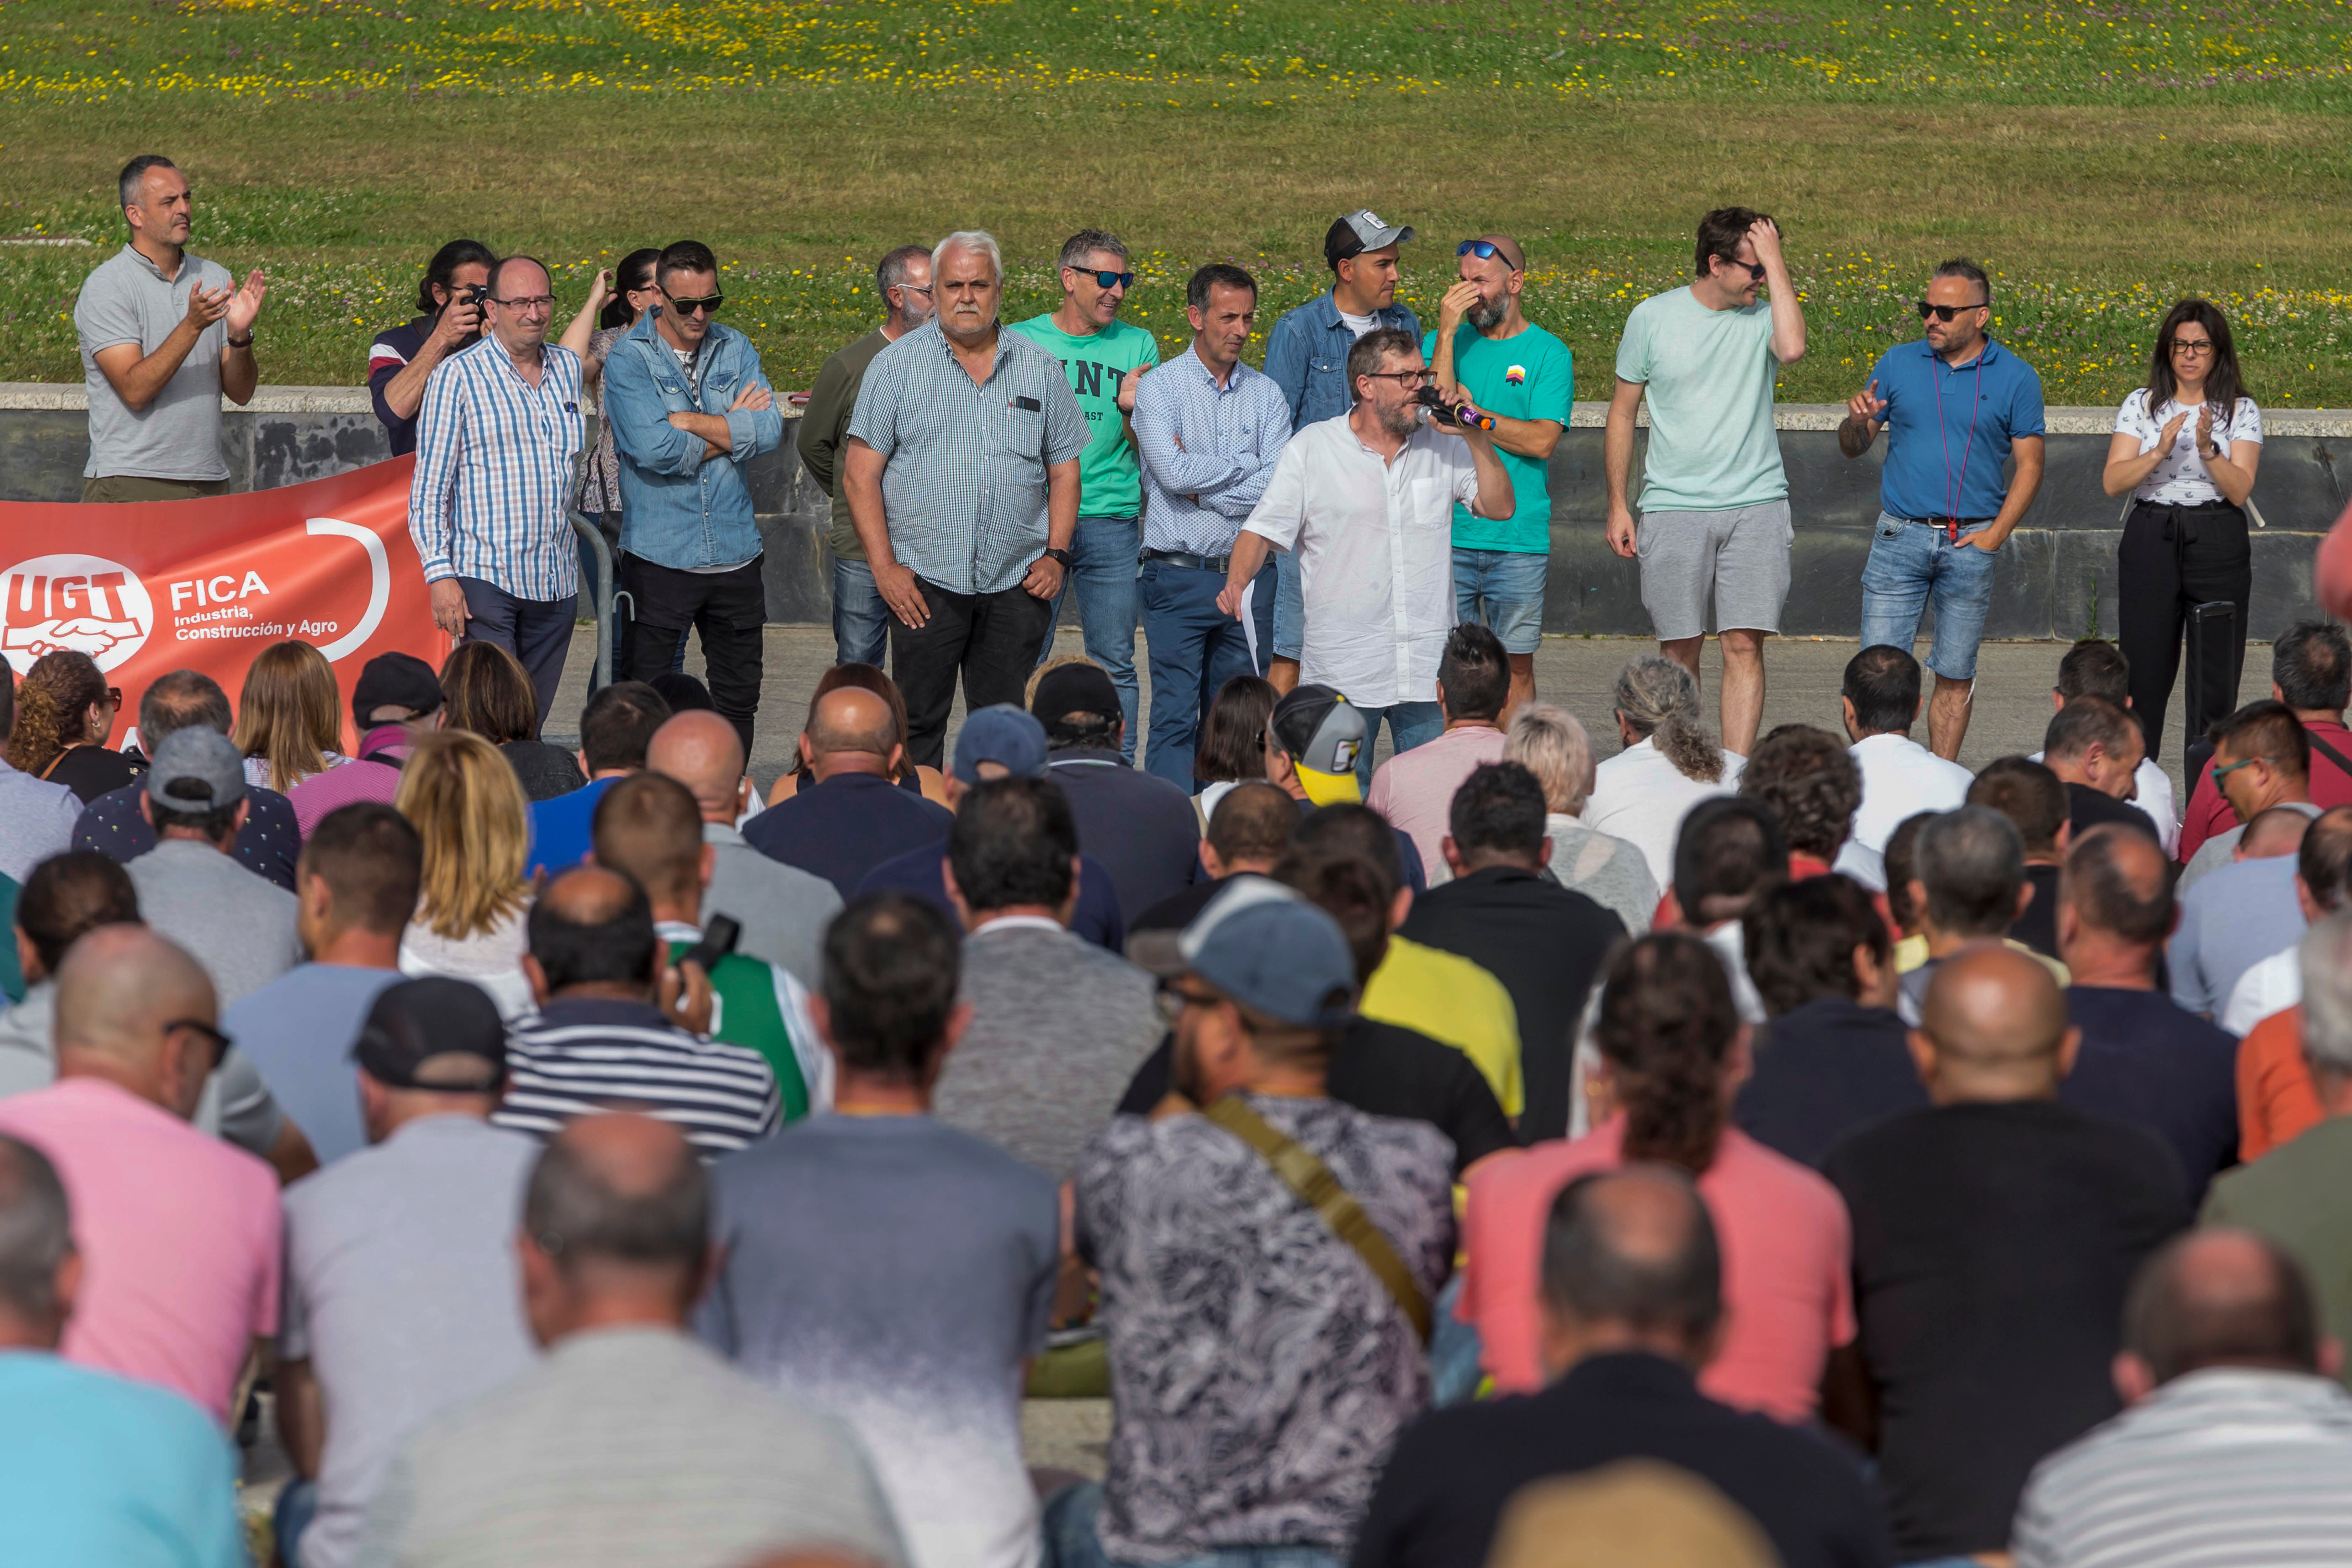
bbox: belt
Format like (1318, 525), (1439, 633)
(1143, 548), (1239, 573)
(1892, 514), (1994, 527)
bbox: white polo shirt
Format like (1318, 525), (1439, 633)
(1243, 414), (1486, 708)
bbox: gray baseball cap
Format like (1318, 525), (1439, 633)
(1326, 209), (1417, 267)
(1131, 877), (1357, 1028)
(952, 704), (1050, 784)
(145, 725), (246, 814)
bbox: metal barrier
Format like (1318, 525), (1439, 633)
(568, 453), (618, 689)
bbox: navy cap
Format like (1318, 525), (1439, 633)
(952, 704), (1050, 784)
(1133, 877), (1357, 1027)
(352, 977), (507, 1091)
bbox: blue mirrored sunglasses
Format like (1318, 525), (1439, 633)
(1457, 240), (1520, 268)
(1083, 269), (1136, 289)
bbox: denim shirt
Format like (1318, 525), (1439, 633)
(601, 311), (785, 570)
(1262, 291), (1423, 430)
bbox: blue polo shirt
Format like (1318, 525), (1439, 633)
(1867, 337), (2046, 521)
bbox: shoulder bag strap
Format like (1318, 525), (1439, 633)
(1202, 1096), (1432, 1343)
(2306, 726), (2352, 784)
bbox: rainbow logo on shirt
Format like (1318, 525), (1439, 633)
(1505, 364), (1527, 385)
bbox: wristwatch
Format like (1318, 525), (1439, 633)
(1042, 547), (1073, 568)
(226, 333), (254, 348)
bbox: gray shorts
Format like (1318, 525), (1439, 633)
(1635, 500), (1793, 641)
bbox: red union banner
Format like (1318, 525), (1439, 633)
(0, 456), (444, 753)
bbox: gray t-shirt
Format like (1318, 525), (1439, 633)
(2178, 801), (2324, 896)
(124, 838), (301, 1007)
(0, 761), (84, 884)
(699, 1114), (1058, 1568)
(223, 964), (402, 1167)
(281, 1114), (540, 1568)
(702, 823), (842, 989)
(74, 243), (234, 481)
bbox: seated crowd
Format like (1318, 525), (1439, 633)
(3, 621), (2352, 1568)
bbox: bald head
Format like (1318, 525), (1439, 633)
(1539, 1165), (1722, 1368)
(542, 864), (636, 927)
(527, 866), (659, 998)
(806, 687), (898, 780)
(2061, 823), (2174, 949)
(520, 1112), (710, 1339)
(647, 711), (746, 823)
(1915, 944), (2075, 1103)
(2242, 805), (2314, 861)
(52, 926), (217, 1119)
(2124, 1229), (2324, 1389)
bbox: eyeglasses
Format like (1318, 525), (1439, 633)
(1916, 299), (1991, 322)
(1716, 257), (1766, 281)
(1457, 240), (1522, 269)
(2212, 755), (2263, 782)
(492, 294), (556, 313)
(1154, 979), (1218, 1023)
(2168, 337), (2216, 357)
(1362, 369), (1433, 389)
(161, 1017), (232, 1073)
(1078, 269), (1136, 290)
(895, 283), (934, 297)
(666, 294), (724, 316)
(99, 687), (121, 708)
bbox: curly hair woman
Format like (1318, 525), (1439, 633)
(7, 651), (142, 803)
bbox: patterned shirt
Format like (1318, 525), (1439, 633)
(845, 320), (1089, 596)
(494, 997), (781, 1159)
(408, 334), (585, 602)
(1074, 1095), (1454, 1561)
(1133, 347), (1295, 556)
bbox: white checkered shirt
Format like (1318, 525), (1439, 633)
(1134, 347), (1295, 557)
(408, 334), (585, 601)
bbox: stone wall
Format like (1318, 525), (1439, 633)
(4, 385), (2343, 638)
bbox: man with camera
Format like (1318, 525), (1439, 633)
(368, 238), (497, 456)
(1219, 330), (1513, 787)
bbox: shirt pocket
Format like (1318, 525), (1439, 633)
(1309, 354), (1347, 384)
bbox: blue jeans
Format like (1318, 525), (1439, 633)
(1039, 515), (1142, 760)
(1349, 701), (1445, 790)
(1453, 548), (1549, 655)
(274, 1477), (319, 1568)
(832, 557), (890, 669)
(1140, 554), (1275, 790)
(1041, 1482), (1344, 1568)
(1858, 512), (1999, 682)
(1272, 548), (1305, 661)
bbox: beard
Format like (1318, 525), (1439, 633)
(1468, 292), (1508, 331)
(1376, 397), (1422, 438)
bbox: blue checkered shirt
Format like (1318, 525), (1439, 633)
(845, 320), (1089, 596)
(408, 334), (585, 601)
(1134, 347), (1295, 556)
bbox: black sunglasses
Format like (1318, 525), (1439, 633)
(1716, 257), (1766, 281)
(1916, 298), (1990, 322)
(1079, 269), (1136, 290)
(666, 294), (724, 316)
(1457, 240), (1522, 269)
(162, 1017), (232, 1072)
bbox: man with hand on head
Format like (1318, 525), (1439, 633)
(1604, 208), (1806, 758)
(76, 670), (300, 887)
(1429, 233), (1572, 718)
(368, 239), (495, 457)
(802, 246), (935, 667)
(745, 684), (954, 901)
(1133, 264), (1293, 787)
(75, 154), (264, 503)
(1035, 660), (1200, 919)
(1011, 230), (1161, 755)
(1840, 260), (2047, 760)
(1225, 329), (1513, 786)
(844, 230), (1088, 769)
(648, 710), (841, 988)
(271, 979), (538, 1568)
(358, 1114), (908, 1568)
(410, 252), (586, 727)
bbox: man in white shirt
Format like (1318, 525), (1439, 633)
(2222, 805), (2352, 1035)
(2032, 639), (2178, 854)
(1222, 328), (1513, 788)
(1836, 644), (1973, 890)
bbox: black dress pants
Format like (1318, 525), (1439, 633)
(890, 578), (1055, 771)
(2116, 500), (2250, 761)
(620, 553), (765, 755)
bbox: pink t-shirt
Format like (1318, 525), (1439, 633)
(1459, 1115), (1854, 1422)
(1366, 724), (1509, 878)
(0, 1078), (281, 1423)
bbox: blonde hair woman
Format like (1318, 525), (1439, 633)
(1505, 703), (1660, 935)
(6, 650), (141, 803)
(232, 639), (349, 793)
(393, 728), (534, 1019)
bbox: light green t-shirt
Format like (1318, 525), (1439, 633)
(1007, 313), (1161, 519)
(1613, 286), (1787, 514)
(1425, 322), (1574, 554)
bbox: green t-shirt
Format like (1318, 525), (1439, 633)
(1006, 313), (1161, 518)
(666, 938), (809, 1123)
(1613, 286), (1787, 514)
(1425, 322), (1574, 554)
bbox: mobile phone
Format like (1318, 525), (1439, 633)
(679, 914), (741, 974)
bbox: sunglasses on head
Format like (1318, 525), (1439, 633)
(666, 294), (724, 316)
(1916, 298), (1989, 322)
(1457, 240), (1521, 269)
(1081, 269), (1136, 290)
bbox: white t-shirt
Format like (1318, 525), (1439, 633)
(2114, 390), (2263, 506)
(1338, 309), (1380, 340)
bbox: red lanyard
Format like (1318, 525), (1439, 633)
(1933, 347), (1987, 542)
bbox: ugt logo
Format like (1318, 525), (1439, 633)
(0, 554), (156, 674)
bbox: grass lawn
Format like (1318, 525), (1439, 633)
(2, 0), (2349, 402)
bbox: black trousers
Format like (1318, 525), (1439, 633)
(890, 578), (1055, 770)
(620, 553), (765, 754)
(2117, 501), (2250, 762)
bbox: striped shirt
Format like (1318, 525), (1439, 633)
(1133, 347), (1294, 556)
(408, 333), (585, 602)
(845, 320), (1089, 596)
(2013, 1366), (2352, 1568)
(495, 997), (780, 1158)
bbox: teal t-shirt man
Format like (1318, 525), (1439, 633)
(1425, 323), (1573, 552)
(1007, 314), (1160, 519)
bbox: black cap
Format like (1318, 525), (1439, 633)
(352, 652), (444, 728)
(351, 978), (507, 1091)
(1032, 662), (1121, 726)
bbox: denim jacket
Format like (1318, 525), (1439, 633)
(601, 310), (784, 570)
(1261, 291), (1423, 430)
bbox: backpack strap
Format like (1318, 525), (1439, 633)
(1201, 1096), (1432, 1343)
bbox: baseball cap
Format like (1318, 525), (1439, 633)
(352, 651), (444, 728)
(952, 704), (1049, 785)
(1269, 685), (1365, 806)
(1325, 209), (1417, 269)
(145, 726), (247, 814)
(352, 977), (508, 1091)
(1132, 876), (1356, 1028)
(1031, 662), (1121, 728)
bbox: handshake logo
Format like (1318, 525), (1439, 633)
(0, 554), (156, 673)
